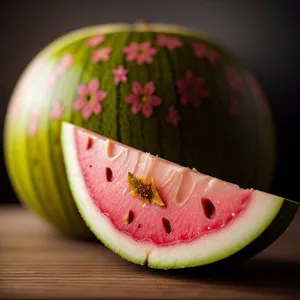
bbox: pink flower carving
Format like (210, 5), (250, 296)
(229, 98), (239, 116)
(43, 53), (73, 89)
(85, 34), (106, 47)
(176, 71), (210, 108)
(43, 75), (56, 89)
(56, 54), (74, 75)
(225, 66), (244, 93)
(166, 106), (181, 126)
(28, 110), (40, 137)
(73, 78), (107, 120)
(125, 81), (162, 118)
(156, 34), (183, 50)
(112, 65), (128, 85)
(192, 42), (220, 63)
(123, 42), (157, 65)
(91, 47), (112, 63)
(50, 101), (64, 119)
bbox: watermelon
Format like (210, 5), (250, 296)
(4, 23), (276, 238)
(61, 122), (298, 269)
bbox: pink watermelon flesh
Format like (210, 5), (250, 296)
(61, 122), (287, 268)
(78, 129), (252, 246)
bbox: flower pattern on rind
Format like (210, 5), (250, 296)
(73, 78), (107, 120)
(85, 35), (106, 47)
(166, 105), (181, 126)
(50, 101), (64, 119)
(125, 81), (162, 118)
(192, 42), (220, 63)
(112, 66), (128, 85)
(176, 71), (210, 108)
(123, 42), (157, 65)
(156, 34), (183, 51)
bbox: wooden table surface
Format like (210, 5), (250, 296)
(1, 205), (300, 299)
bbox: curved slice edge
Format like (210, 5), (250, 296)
(61, 122), (286, 269)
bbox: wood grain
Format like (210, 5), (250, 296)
(1, 205), (300, 299)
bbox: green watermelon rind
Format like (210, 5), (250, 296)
(61, 122), (292, 269)
(4, 23), (277, 239)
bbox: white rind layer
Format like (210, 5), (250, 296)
(61, 122), (284, 269)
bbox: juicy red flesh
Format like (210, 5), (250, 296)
(75, 128), (253, 246)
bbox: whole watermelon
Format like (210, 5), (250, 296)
(3, 23), (276, 238)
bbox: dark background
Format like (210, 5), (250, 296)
(1, 0), (299, 204)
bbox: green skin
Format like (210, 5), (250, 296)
(4, 23), (277, 238)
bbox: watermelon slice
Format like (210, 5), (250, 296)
(61, 122), (298, 269)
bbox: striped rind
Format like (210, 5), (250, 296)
(3, 23), (276, 238)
